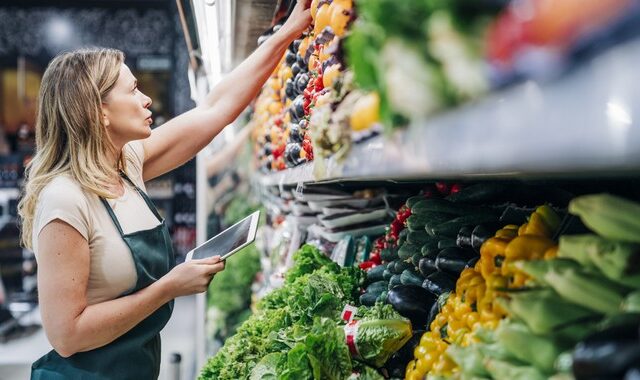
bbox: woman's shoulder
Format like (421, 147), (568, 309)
(39, 175), (88, 205)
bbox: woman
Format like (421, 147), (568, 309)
(17, 2), (311, 378)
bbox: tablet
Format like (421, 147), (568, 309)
(185, 210), (260, 261)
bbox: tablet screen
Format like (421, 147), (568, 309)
(191, 214), (255, 260)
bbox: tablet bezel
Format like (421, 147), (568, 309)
(185, 210), (260, 262)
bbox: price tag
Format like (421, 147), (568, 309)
(340, 304), (358, 323)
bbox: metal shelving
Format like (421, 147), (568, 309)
(257, 37), (640, 187)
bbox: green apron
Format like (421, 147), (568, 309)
(31, 173), (175, 380)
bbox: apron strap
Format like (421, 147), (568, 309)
(99, 171), (164, 236)
(118, 171), (164, 223)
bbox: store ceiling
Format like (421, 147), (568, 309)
(233, 0), (278, 66)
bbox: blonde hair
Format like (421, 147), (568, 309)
(18, 48), (129, 249)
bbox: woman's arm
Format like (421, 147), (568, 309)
(37, 220), (224, 357)
(141, 1), (312, 182)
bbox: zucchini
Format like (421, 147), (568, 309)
(438, 239), (458, 249)
(401, 269), (425, 287)
(389, 274), (403, 290)
(435, 247), (478, 276)
(383, 268), (394, 281)
(407, 230), (432, 245)
(377, 290), (388, 303)
(412, 199), (482, 216)
(380, 247), (399, 262)
(418, 257), (438, 276)
(359, 292), (378, 306)
(456, 225), (474, 248)
(422, 272), (457, 296)
(500, 205), (536, 225)
(398, 242), (422, 260)
(366, 280), (389, 296)
(366, 264), (386, 283)
(430, 214), (499, 237)
(391, 260), (412, 275)
(446, 183), (510, 204)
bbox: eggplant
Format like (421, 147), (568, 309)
(471, 222), (502, 252)
(291, 62), (301, 76)
(427, 299), (440, 326)
(284, 143), (304, 167)
(291, 39), (302, 52)
(573, 321), (640, 380)
(294, 73), (310, 94)
(422, 271), (456, 296)
(285, 78), (297, 100)
(288, 124), (304, 143)
(456, 225), (473, 248)
(418, 257), (438, 277)
(285, 50), (297, 66)
(436, 247), (478, 276)
(383, 331), (425, 378)
(387, 285), (437, 329)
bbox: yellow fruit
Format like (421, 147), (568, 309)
(350, 92), (380, 131)
(298, 37), (311, 58)
(319, 45), (331, 62)
(323, 64), (341, 88)
(330, 3), (351, 37)
(310, 0), (320, 20)
(308, 54), (319, 72)
(281, 66), (293, 82)
(414, 345), (428, 359)
(314, 4), (331, 35)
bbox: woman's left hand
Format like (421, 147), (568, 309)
(280, 0), (312, 38)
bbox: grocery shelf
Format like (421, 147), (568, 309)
(257, 37), (640, 187)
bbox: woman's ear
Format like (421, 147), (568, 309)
(101, 104), (110, 128)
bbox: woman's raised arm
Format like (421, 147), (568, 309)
(140, 1), (311, 181)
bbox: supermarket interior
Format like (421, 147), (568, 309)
(2, 0), (640, 379)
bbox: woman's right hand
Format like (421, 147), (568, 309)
(162, 256), (225, 298)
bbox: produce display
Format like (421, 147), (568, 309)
(200, 244), (412, 379)
(402, 193), (640, 379)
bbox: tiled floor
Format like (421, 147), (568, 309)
(0, 295), (198, 380)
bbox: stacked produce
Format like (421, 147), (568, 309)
(403, 193), (640, 379)
(346, 0), (495, 131)
(254, 0), (385, 172)
(200, 244), (414, 379)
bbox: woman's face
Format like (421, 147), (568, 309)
(101, 63), (153, 147)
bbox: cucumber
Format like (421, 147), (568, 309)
(407, 230), (432, 245)
(446, 183), (510, 204)
(438, 239), (458, 249)
(430, 214), (499, 237)
(421, 243), (440, 259)
(380, 247), (399, 262)
(412, 199), (481, 216)
(389, 274), (402, 290)
(398, 242), (422, 260)
(366, 265), (386, 283)
(411, 253), (423, 267)
(401, 269), (425, 287)
(366, 280), (389, 296)
(383, 268), (394, 281)
(377, 291), (388, 303)
(424, 214), (457, 236)
(406, 195), (426, 209)
(359, 292), (378, 306)
(391, 260), (412, 275)
(435, 247), (478, 276)
(406, 214), (429, 231)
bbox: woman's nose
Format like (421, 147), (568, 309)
(144, 94), (152, 108)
